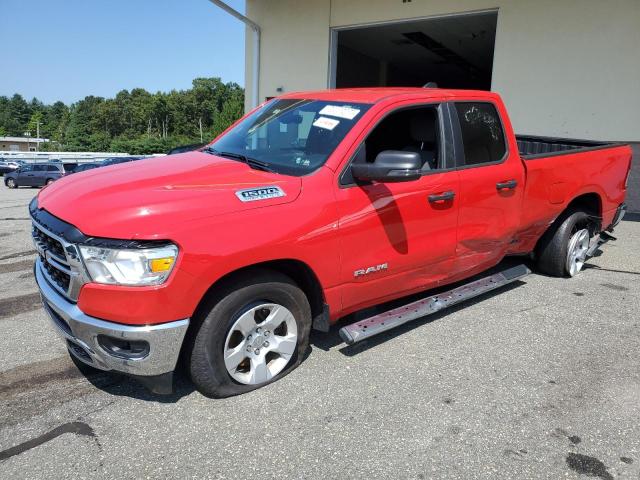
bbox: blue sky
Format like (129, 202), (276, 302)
(0, 0), (246, 104)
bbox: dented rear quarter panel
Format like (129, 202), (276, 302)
(514, 144), (632, 253)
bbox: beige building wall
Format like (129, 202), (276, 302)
(246, 0), (640, 141)
(245, 0), (331, 109)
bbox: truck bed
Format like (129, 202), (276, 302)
(514, 141), (632, 255)
(516, 135), (619, 159)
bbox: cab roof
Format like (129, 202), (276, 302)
(278, 87), (499, 104)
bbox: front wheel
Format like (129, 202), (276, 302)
(6, 178), (16, 189)
(187, 270), (311, 398)
(536, 210), (593, 277)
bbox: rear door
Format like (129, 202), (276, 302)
(32, 165), (48, 186)
(46, 165), (62, 182)
(449, 101), (524, 274)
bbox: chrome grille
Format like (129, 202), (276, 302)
(32, 225), (71, 293)
(31, 219), (87, 301)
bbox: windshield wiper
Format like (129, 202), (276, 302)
(203, 147), (276, 172)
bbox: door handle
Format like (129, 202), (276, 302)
(428, 191), (455, 203)
(26, 174), (35, 176)
(496, 179), (517, 190)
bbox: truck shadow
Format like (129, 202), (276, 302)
(310, 280), (527, 356)
(84, 371), (195, 403)
(87, 261), (533, 401)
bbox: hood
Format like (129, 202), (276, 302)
(37, 152), (302, 239)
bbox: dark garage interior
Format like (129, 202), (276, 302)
(335, 11), (498, 90)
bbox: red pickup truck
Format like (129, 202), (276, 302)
(30, 88), (632, 397)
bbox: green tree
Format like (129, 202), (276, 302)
(27, 111), (44, 137)
(0, 78), (245, 153)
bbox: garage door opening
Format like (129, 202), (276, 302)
(333, 11), (497, 90)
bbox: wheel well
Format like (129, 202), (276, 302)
(565, 193), (602, 232)
(534, 192), (603, 257)
(195, 259), (326, 322)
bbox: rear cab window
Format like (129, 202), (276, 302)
(454, 102), (507, 166)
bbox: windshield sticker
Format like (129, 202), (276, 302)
(313, 116), (340, 131)
(235, 186), (286, 202)
(319, 105), (361, 120)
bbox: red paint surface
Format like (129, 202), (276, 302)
(37, 88), (632, 325)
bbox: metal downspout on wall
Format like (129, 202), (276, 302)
(207, 0), (261, 109)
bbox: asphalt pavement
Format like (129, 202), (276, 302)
(0, 184), (639, 479)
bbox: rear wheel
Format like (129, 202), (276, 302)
(187, 270), (311, 398)
(6, 178), (16, 189)
(45, 178), (55, 186)
(536, 210), (593, 277)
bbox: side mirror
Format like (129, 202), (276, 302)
(351, 150), (422, 183)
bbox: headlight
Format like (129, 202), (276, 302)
(79, 244), (178, 286)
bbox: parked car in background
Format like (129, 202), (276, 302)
(0, 160), (15, 176)
(0, 160), (24, 176)
(167, 143), (206, 155)
(72, 162), (101, 174)
(62, 163), (79, 174)
(101, 156), (143, 167)
(4, 163), (64, 188)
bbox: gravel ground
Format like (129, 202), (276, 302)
(0, 184), (639, 479)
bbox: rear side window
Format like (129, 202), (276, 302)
(47, 165), (60, 172)
(33, 165), (45, 172)
(455, 103), (506, 166)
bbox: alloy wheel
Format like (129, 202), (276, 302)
(566, 228), (590, 276)
(223, 303), (298, 385)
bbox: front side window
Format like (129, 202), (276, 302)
(208, 99), (371, 176)
(455, 102), (506, 166)
(362, 106), (441, 170)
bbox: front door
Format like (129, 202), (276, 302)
(17, 165), (36, 186)
(335, 103), (460, 313)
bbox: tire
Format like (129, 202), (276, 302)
(6, 178), (16, 189)
(45, 178), (55, 185)
(535, 209), (593, 277)
(187, 270), (311, 398)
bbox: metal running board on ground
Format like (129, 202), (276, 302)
(586, 231), (616, 257)
(339, 264), (531, 345)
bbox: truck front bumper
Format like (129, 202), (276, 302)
(35, 258), (189, 388)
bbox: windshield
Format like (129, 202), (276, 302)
(207, 99), (371, 176)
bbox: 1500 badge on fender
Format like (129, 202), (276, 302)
(235, 186), (286, 202)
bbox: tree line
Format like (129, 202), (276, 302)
(0, 77), (244, 154)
